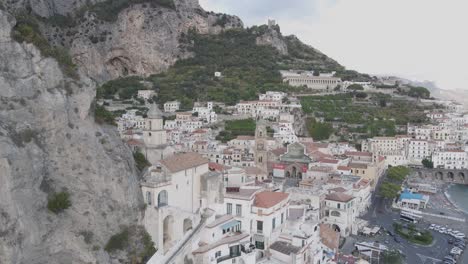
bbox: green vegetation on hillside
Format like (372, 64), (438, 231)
(95, 104), (117, 125)
(47, 191), (72, 214)
(306, 118), (334, 141)
(105, 228), (129, 252)
(378, 166), (410, 199)
(105, 226), (156, 262)
(301, 93), (431, 139)
(400, 86), (431, 99)
(422, 158), (434, 168)
(12, 14), (78, 79)
(97, 76), (145, 100)
(97, 26), (369, 107)
(216, 119), (256, 143)
(134, 151), (150, 171)
(379, 182), (401, 199)
(149, 28), (293, 107)
(387, 166), (410, 182)
(78, 0), (175, 22)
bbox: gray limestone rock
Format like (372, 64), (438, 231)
(0, 10), (144, 264)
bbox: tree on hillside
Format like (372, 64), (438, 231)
(422, 158), (434, 169)
(387, 166), (410, 182)
(380, 182), (401, 199)
(347, 84), (364, 91)
(306, 118), (334, 141)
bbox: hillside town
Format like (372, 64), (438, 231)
(96, 69), (468, 264)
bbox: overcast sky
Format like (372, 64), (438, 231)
(199, 0), (468, 90)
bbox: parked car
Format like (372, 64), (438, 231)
(448, 239), (454, 244)
(394, 236), (401, 243)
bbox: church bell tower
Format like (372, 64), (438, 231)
(254, 121), (268, 172)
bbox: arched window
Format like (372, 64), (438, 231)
(158, 190), (168, 207)
(146, 191), (152, 205)
(330, 211), (341, 217)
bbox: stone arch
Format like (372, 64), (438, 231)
(458, 172), (465, 182)
(447, 171), (455, 181)
(163, 215), (174, 253)
(330, 211), (341, 217)
(183, 218), (193, 234)
(435, 171), (443, 180)
(158, 190), (168, 207)
(292, 166), (297, 178)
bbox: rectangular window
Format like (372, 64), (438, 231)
(236, 204), (242, 216)
(255, 241), (265, 250)
(227, 203), (232, 215)
(215, 251), (221, 258)
(281, 213), (284, 224)
(272, 218), (276, 230)
(257, 221), (263, 233)
(337, 203), (341, 209)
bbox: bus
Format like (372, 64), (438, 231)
(400, 209), (422, 223)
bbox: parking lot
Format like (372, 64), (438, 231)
(345, 195), (468, 264)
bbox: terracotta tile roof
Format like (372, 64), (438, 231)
(254, 191), (289, 208)
(271, 147), (287, 156)
(320, 224), (340, 250)
(326, 192), (354, 203)
(337, 166), (351, 170)
(318, 158), (339, 164)
(160, 152), (208, 173)
(209, 162), (230, 172)
(330, 187), (347, 193)
(192, 129), (207, 134)
(126, 139), (144, 146)
(345, 151), (372, 157)
(349, 163), (368, 169)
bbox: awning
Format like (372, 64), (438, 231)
(221, 220), (240, 230)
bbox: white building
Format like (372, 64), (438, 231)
(323, 192), (357, 237)
(193, 103), (217, 124)
(116, 109), (146, 133)
(408, 139), (432, 163)
(164, 101), (181, 113)
(432, 149), (467, 169)
(259, 91), (286, 102)
(137, 90), (155, 100)
(280, 70), (342, 91)
(192, 215), (256, 264)
(142, 152), (222, 260)
(224, 189), (290, 250)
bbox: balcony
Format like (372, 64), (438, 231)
(216, 252), (241, 263)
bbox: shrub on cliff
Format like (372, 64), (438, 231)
(47, 191), (72, 214)
(12, 14), (78, 79)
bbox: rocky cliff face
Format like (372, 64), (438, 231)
(256, 27), (288, 56)
(0, 10), (144, 264)
(21, 0), (242, 83)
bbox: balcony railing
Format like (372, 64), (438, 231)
(216, 252), (241, 263)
